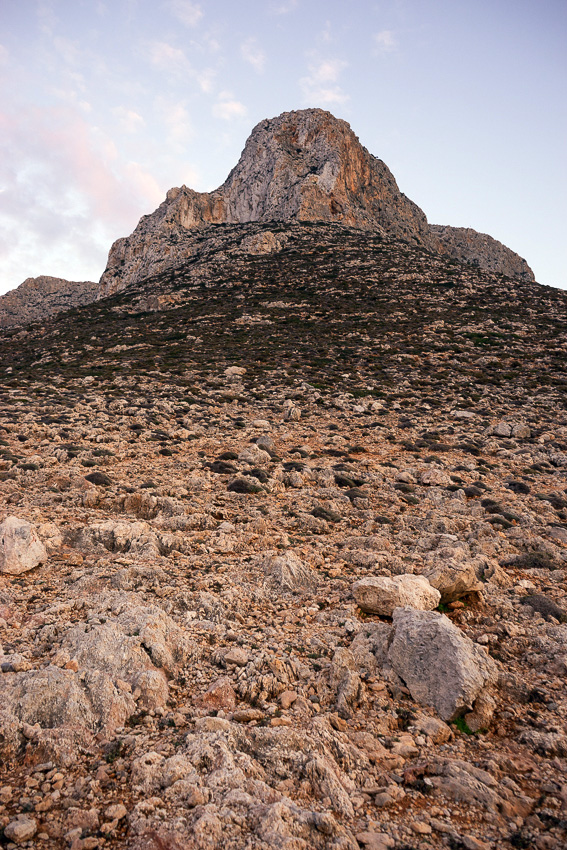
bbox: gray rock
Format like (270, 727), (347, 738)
(98, 109), (533, 299)
(0, 516), (47, 575)
(330, 647), (362, 719)
(263, 551), (317, 591)
(3, 815), (38, 844)
(418, 468), (451, 487)
(352, 574), (440, 616)
(238, 443), (271, 465)
(424, 560), (483, 603)
(387, 607), (498, 721)
(72, 519), (161, 558)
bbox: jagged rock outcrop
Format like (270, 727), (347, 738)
(0, 276), (98, 327)
(98, 109), (534, 298)
(431, 224), (534, 282)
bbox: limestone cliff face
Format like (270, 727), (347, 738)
(98, 108), (534, 297)
(0, 276), (98, 328)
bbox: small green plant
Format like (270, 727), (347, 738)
(453, 716), (474, 735)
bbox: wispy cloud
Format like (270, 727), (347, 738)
(149, 41), (193, 76)
(270, 0), (298, 14)
(241, 38), (266, 73)
(196, 67), (215, 93)
(212, 93), (247, 121)
(113, 106), (146, 133)
(300, 57), (349, 105)
(168, 0), (203, 28)
(0, 44), (10, 66)
(0, 104), (164, 287)
(374, 30), (397, 53)
(157, 100), (194, 148)
(52, 35), (81, 65)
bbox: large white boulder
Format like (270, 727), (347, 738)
(352, 575), (440, 617)
(0, 516), (47, 575)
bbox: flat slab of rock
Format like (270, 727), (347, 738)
(388, 607), (498, 721)
(0, 516), (47, 575)
(352, 575), (440, 616)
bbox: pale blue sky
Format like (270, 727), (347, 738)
(0, 0), (565, 293)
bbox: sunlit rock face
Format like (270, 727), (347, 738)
(97, 108), (534, 298)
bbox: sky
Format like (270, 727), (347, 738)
(0, 0), (566, 294)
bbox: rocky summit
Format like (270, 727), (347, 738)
(0, 112), (566, 850)
(98, 109), (534, 298)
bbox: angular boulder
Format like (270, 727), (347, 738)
(352, 575), (440, 617)
(418, 468), (451, 487)
(0, 516), (47, 575)
(388, 607), (498, 721)
(424, 561), (483, 603)
(263, 551), (317, 591)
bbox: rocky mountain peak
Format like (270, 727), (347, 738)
(216, 108), (432, 239)
(98, 109), (534, 299)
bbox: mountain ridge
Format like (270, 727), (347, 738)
(1, 108), (535, 327)
(0, 275), (98, 328)
(97, 108), (534, 297)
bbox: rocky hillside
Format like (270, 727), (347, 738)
(0, 222), (565, 850)
(98, 109), (534, 298)
(0, 276), (98, 328)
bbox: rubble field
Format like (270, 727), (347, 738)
(0, 223), (566, 849)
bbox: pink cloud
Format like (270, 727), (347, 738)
(0, 103), (166, 289)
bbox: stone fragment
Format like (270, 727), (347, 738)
(512, 423), (531, 438)
(4, 816), (38, 844)
(492, 421), (512, 437)
(0, 516), (47, 575)
(225, 366), (246, 378)
(105, 803), (128, 821)
(233, 708), (264, 722)
(388, 607), (498, 721)
(416, 715), (453, 744)
(238, 443), (271, 465)
(411, 821), (432, 835)
(330, 647), (362, 718)
(418, 468), (451, 486)
(223, 646), (249, 666)
(198, 677), (237, 713)
(356, 832), (395, 850)
(279, 689), (297, 709)
(428, 758), (500, 809)
(464, 691), (496, 732)
(263, 550), (317, 590)
(352, 574), (440, 616)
